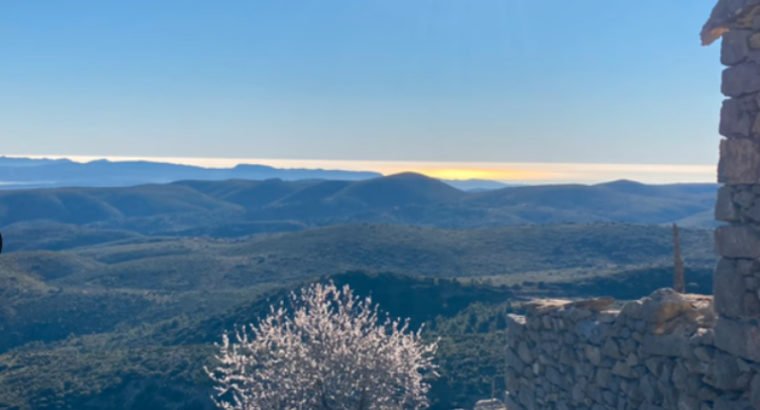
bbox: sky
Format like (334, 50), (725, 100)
(0, 1), (723, 182)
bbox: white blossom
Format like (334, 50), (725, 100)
(206, 282), (438, 410)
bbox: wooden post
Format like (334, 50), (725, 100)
(673, 223), (685, 293)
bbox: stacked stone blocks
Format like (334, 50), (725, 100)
(504, 291), (760, 409)
(715, 16), (760, 369)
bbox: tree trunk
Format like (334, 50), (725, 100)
(673, 223), (685, 293)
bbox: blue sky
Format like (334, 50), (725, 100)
(0, 1), (722, 179)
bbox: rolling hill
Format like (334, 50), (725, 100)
(0, 220), (717, 409)
(0, 167), (721, 409)
(0, 174), (718, 247)
(0, 223), (715, 354)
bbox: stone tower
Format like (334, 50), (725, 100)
(703, 0), (760, 364)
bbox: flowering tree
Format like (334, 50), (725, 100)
(206, 282), (438, 410)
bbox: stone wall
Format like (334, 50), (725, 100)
(502, 2), (760, 409)
(504, 290), (760, 409)
(713, 6), (760, 382)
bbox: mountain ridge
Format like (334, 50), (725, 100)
(0, 156), (382, 188)
(0, 173), (719, 238)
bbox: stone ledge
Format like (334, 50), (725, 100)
(703, 0), (760, 45)
(505, 289), (759, 409)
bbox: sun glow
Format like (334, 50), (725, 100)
(410, 167), (547, 181)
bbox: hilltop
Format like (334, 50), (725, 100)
(0, 174), (718, 246)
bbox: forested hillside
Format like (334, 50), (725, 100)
(0, 175), (720, 409)
(0, 175), (717, 242)
(0, 221), (716, 409)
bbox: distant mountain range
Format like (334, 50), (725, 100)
(0, 172), (719, 242)
(0, 156), (513, 191)
(0, 156), (382, 188)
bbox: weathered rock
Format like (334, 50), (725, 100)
(517, 341), (533, 364)
(702, 0), (760, 45)
(524, 299), (570, 314)
(721, 94), (760, 139)
(584, 345), (602, 366)
(750, 373), (760, 408)
(694, 346), (714, 362)
(715, 258), (751, 317)
(697, 7), (760, 407)
(506, 314), (526, 328)
(714, 396), (755, 410)
(601, 339), (621, 359)
(715, 225), (760, 258)
(505, 287), (755, 408)
(736, 186), (758, 207)
(619, 301), (644, 322)
(719, 138), (760, 184)
(567, 297), (614, 312)
(752, 109), (760, 137)
(743, 290), (760, 314)
(714, 317), (760, 362)
(723, 29), (753, 65)
(571, 382), (584, 403)
(716, 185), (740, 221)
(575, 320), (603, 345)
(723, 62), (760, 97)
(706, 351), (747, 390)
(473, 399), (507, 410)
(640, 289), (693, 324)
(612, 361), (635, 379)
(642, 332), (691, 358)
(640, 374), (659, 403)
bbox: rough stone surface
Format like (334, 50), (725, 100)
(505, 291), (757, 409)
(473, 399), (507, 410)
(714, 317), (760, 362)
(719, 138), (760, 183)
(716, 185), (739, 221)
(702, 0), (760, 45)
(723, 62), (760, 97)
(723, 29), (754, 65)
(713, 184), (760, 222)
(720, 95), (759, 138)
(751, 374), (760, 408)
(715, 225), (760, 258)
(715, 258), (755, 317)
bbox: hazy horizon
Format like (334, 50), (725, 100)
(5, 154), (715, 185)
